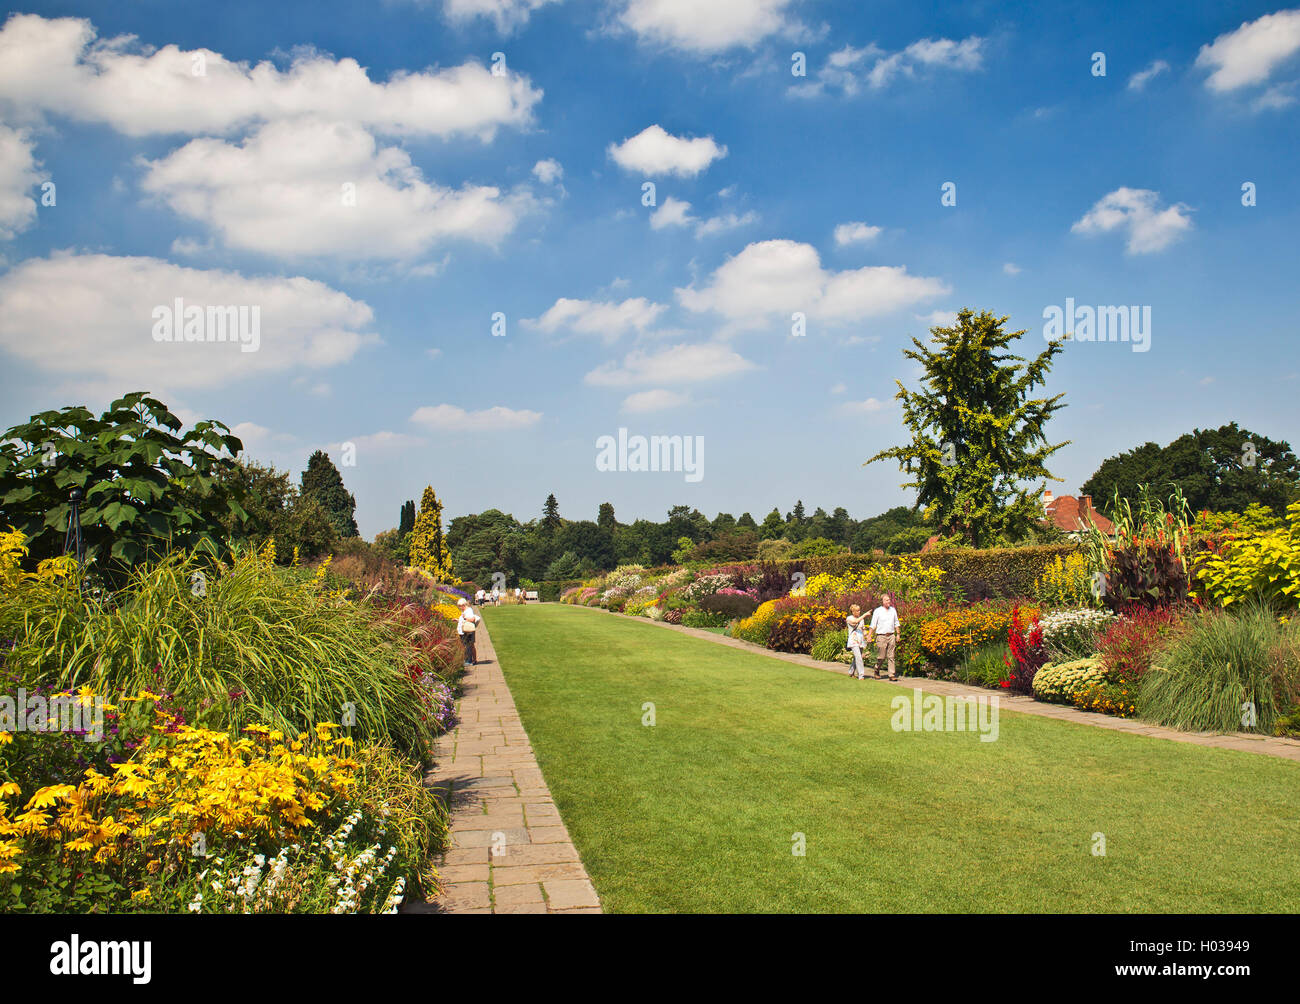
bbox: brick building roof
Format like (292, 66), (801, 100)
(1043, 490), (1114, 534)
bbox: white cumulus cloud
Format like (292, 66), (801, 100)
(676, 239), (948, 330)
(525, 296), (666, 342)
(834, 221), (882, 245)
(1071, 187), (1193, 254)
(0, 123), (39, 240)
(0, 12), (542, 139)
(585, 341), (756, 386)
(409, 403), (542, 430)
(0, 251), (379, 394)
(615, 0), (802, 54)
(607, 124), (727, 177)
(443, 0), (561, 33)
(621, 388), (690, 412)
(140, 119), (535, 261)
(1195, 9), (1300, 94)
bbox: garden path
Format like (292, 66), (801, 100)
(577, 606), (1300, 764)
(406, 620), (602, 914)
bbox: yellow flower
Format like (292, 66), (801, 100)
(132, 888), (151, 901)
(0, 732), (12, 746)
(0, 782), (19, 798)
(25, 784), (77, 809)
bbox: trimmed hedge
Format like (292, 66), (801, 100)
(769, 543), (1080, 600)
(539, 578), (584, 602)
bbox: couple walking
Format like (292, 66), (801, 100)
(845, 594), (900, 682)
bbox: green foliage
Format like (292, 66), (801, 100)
(398, 499), (416, 536)
(787, 536), (847, 558)
(0, 392), (247, 576)
(756, 538), (793, 561)
(1138, 606), (1285, 734)
(1193, 501), (1300, 613)
(811, 624), (854, 664)
(867, 308), (1069, 548)
(373, 527), (411, 566)
(1082, 423), (1300, 517)
(955, 641), (1012, 688)
(681, 609), (727, 628)
(544, 550), (583, 580)
(2, 548), (434, 758)
(670, 536), (696, 564)
(300, 450), (358, 539)
(220, 459), (337, 563)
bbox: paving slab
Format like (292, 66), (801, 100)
(409, 616), (603, 914)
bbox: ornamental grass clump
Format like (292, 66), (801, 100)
(1138, 604), (1287, 734)
(1, 540), (432, 758)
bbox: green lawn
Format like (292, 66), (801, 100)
(483, 604), (1300, 913)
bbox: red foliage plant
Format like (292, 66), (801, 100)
(1096, 607), (1184, 683)
(1006, 605), (1046, 695)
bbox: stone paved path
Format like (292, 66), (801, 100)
(578, 605), (1300, 764)
(408, 619), (601, 914)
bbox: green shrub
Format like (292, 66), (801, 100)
(1193, 501), (1300, 614)
(681, 609), (726, 628)
(811, 625), (854, 664)
(954, 641), (1011, 688)
(0, 392), (247, 577)
(1138, 606), (1283, 733)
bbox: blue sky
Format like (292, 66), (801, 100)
(0, 0), (1296, 536)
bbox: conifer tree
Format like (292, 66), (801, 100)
(867, 308), (1069, 547)
(409, 485), (455, 579)
(300, 450), (358, 538)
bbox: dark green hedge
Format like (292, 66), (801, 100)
(539, 578), (585, 602)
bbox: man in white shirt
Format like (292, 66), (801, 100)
(491, 585), (500, 606)
(868, 593), (901, 681)
(475, 588), (486, 606)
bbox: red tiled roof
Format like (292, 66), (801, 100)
(1045, 495), (1113, 534)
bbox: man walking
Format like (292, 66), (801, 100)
(868, 593), (900, 682)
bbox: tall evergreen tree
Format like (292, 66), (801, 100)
(409, 485), (454, 579)
(398, 499), (416, 536)
(867, 308), (1069, 547)
(542, 493), (562, 535)
(597, 501), (617, 531)
(300, 450), (358, 538)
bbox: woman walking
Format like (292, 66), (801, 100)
(846, 604), (868, 679)
(456, 597), (480, 667)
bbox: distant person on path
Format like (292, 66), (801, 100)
(475, 587), (486, 607)
(845, 604), (868, 679)
(868, 593), (900, 681)
(456, 598), (480, 667)
(491, 584), (500, 606)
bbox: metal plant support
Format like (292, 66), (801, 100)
(63, 486), (86, 567)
